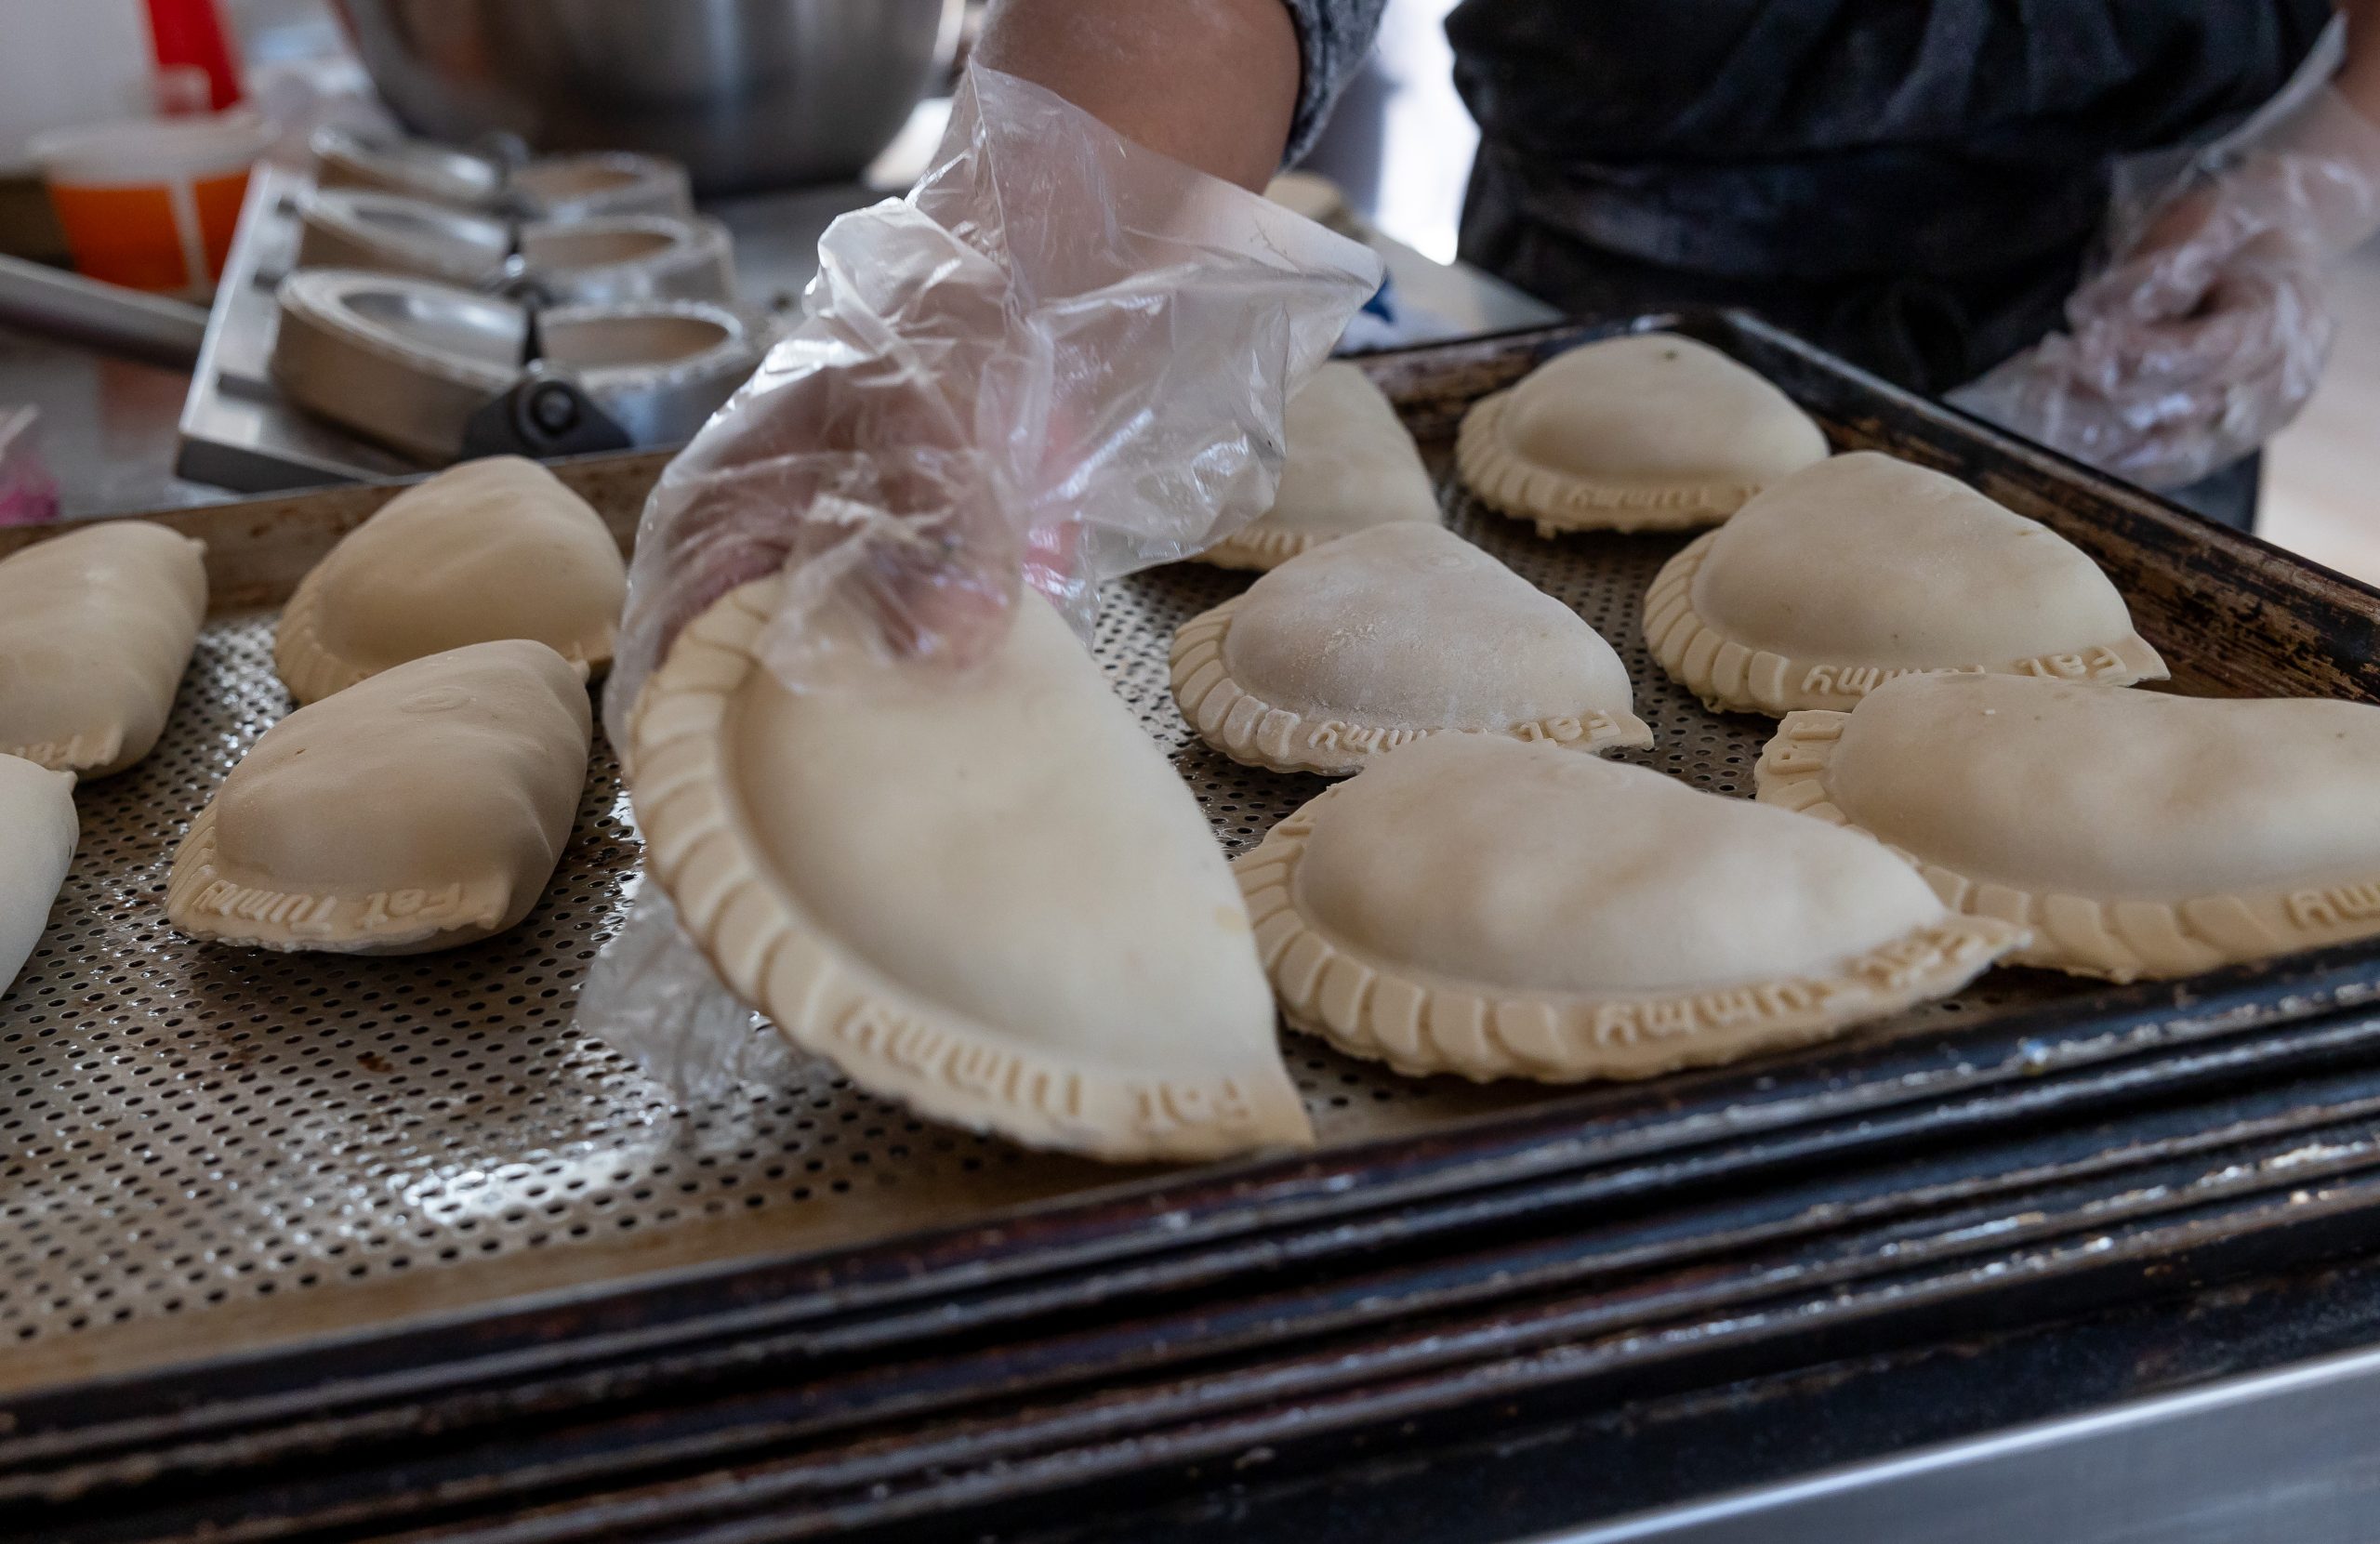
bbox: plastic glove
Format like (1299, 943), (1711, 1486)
(1950, 83), (2380, 490)
(581, 61), (1381, 1101)
(602, 61), (1381, 744)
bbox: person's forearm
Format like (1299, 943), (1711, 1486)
(974, 0), (1302, 191)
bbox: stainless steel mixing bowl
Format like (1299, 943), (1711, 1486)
(331, 0), (962, 194)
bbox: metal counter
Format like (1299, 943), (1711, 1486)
(0, 324), (224, 518)
(4, 152), (1555, 520)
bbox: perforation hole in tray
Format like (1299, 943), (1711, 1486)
(0, 444), (2069, 1377)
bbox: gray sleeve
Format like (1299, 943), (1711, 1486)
(1279, 0), (1392, 164)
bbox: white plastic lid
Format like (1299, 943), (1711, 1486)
(31, 110), (273, 187)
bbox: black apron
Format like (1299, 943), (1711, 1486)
(1446, 0), (2335, 526)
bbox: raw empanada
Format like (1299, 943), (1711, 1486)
(629, 579), (1311, 1162)
(0, 753), (76, 998)
(1457, 334), (1828, 534)
(1197, 363), (1440, 572)
(1238, 735), (2021, 1082)
(1172, 523), (1650, 775)
(0, 521), (206, 777)
(1646, 452), (2166, 716)
(276, 456), (627, 705)
(1758, 672), (2380, 983)
(166, 640), (591, 954)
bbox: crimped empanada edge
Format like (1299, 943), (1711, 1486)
(630, 575), (1315, 1163)
(1644, 530), (2171, 719)
(1191, 523), (1325, 573)
(1192, 509), (1448, 574)
(1170, 593), (1655, 777)
(2, 727), (125, 779)
(1754, 710), (2380, 983)
(275, 563), (620, 706)
(1235, 788), (2026, 1082)
(164, 802), (518, 953)
(1455, 388), (1775, 536)
(272, 573), (372, 706)
(0, 525), (206, 777)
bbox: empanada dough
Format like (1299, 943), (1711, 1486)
(0, 754), (76, 998)
(1646, 452), (2166, 716)
(1172, 523), (1651, 775)
(276, 456), (627, 705)
(1457, 334), (1829, 534)
(1197, 363), (1440, 572)
(0, 521), (206, 777)
(1238, 735), (2021, 1081)
(166, 640), (591, 954)
(1758, 672), (2380, 982)
(630, 579), (1311, 1162)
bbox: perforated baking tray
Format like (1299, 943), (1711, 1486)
(8, 312), (2380, 1414)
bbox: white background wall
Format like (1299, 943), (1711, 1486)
(2263, 243), (2380, 582)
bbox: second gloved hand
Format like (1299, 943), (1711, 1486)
(1952, 86), (2380, 490)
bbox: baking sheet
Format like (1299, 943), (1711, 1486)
(0, 385), (2085, 1393)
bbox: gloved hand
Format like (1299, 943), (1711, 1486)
(584, 61), (1381, 1099)
(1951, 86), (2380, 490)
(602, 60), (1380, 744)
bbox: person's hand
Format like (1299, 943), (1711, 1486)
(598, 62), (1380, 748)
(627, 355), (1021, 674)
(1951, 88), (2380, 489)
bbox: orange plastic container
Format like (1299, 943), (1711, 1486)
(33, 112), (271, 297)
